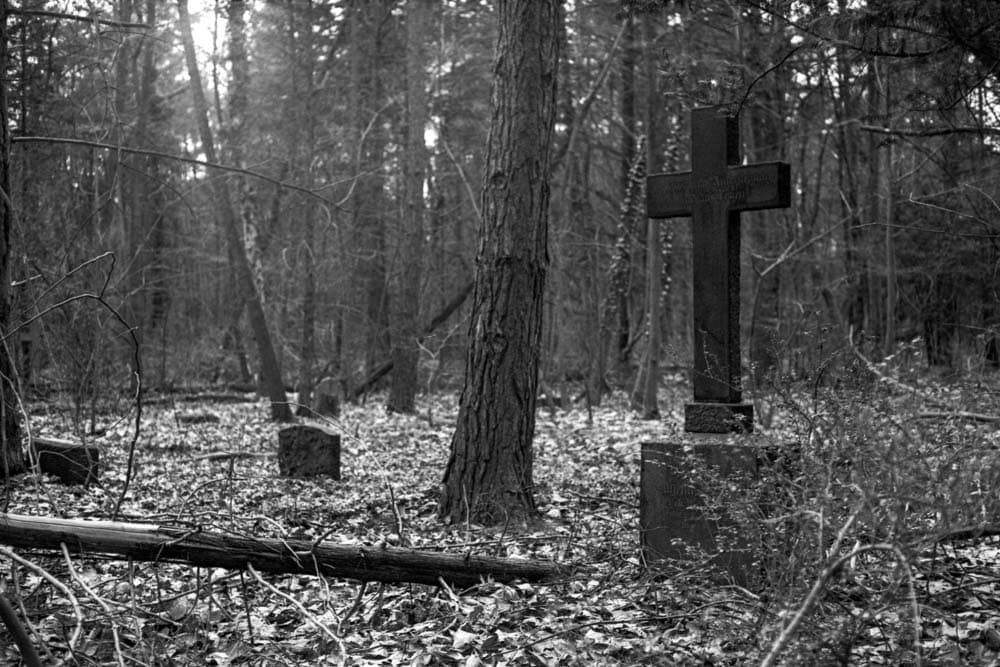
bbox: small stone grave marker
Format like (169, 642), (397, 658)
(640, 107), (791, 585)
(33, 436), (100, 485)
(278, 424), (341, 479)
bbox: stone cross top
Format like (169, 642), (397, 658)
(647, 107), (790, 433)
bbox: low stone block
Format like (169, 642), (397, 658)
(278, 425), (340, 479)
(33, 437), (100, 485)
(640, 437), (759, 585)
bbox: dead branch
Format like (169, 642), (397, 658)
(0, 514), (562, 589)
(910, 411), (1000, 424)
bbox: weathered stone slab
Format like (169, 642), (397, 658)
(33, 437), (100, 485)
(640, 437), (759, 585)
(278, 425), (340, 479)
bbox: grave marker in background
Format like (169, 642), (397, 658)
(640, 107), (791, 583)
(278, 424), (341, 479)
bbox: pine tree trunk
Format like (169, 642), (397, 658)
(440, 0), (559, 525)
(347, 2), (391, 382)
(177, 0), (290, 421)
(0, 3), (24, 477)
(132, 0), (172, 384)
(388, 0), (431, 414)
(877, 57), (896, 353)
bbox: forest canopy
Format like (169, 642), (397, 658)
(4, 0), (999, 412)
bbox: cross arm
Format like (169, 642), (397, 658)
(646, 171), (692, 219)
(646, 161), (790, 219)
(727, 162), (791, 212)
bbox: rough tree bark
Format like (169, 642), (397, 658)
(177, 0), (291, 421)
(439, 0), (559, 525)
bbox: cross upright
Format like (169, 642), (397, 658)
(647, 107), (790, 433)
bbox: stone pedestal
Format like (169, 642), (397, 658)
(278, 425), (341, 479)
(640, 435), (760, 585)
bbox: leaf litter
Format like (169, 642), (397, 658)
(2, 383), (999, 665)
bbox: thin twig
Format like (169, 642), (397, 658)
(892, 545), (922, 667)
(910, 411), (1000, 423)
(340, 581), (367, 626)
(246, 564), (346, 663)
(8, 8), (150, 29)
(760, 542), (900, 667)
(846, 326), (948, 409)
(11, 573), (56, 663)
(12, 136), (356, 209)
(0, 546), (83, 655)
(0, 585), (42, 667)
(437, 132), (482, 223)
(60, 544), (125, 667)
(384, 481), (407, 547)
(239, 571), (254, 642)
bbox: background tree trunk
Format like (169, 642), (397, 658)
(347, 1), (391, 382)
(177, 0), (290, 420)
(439, 0), (559, 525)
(388, 0), (431, 414)
(0, 2), (24, 477)
(631, 15), (662, 418)
(612, 15), (637, 380)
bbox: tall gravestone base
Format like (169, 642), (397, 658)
(640, 435), (761, 586)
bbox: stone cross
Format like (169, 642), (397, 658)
(647, 107), (790, 432)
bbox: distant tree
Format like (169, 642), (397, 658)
(439, 0), (560, 525)
(630, 14), (664, 420)
(0, 2), (24, 476)
(387, 0), (432, 414)
(346, 1), (393, 381)
(177, 0), (291, 420)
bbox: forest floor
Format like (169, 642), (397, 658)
(3, 372), (1000, 666)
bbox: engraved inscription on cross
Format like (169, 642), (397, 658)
(647, 107), (790, 433)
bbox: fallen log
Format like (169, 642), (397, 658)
(0, 514), (561, 589)
(910, 411), (1000, 424)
